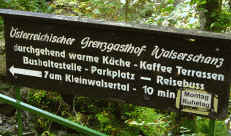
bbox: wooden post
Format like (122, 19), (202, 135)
(209, 119), (216, 136)
(173, 112), (181, 136)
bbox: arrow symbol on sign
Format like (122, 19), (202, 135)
(9, 65), (42, 78)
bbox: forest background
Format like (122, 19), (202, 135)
(0, 0), (231, 136)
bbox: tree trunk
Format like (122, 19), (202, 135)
(204, 0), (222, 31)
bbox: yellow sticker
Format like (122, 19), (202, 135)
(181, 89), (212, 109)
(176, 88), (217, 116)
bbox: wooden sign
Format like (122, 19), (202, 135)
(1, 9), (231, 119)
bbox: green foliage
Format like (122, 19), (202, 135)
(190, 0), (207, 6)
(190, 0), (231, 32)
(26, 90), (66, 111)
(0, 17), (3, 32)
(51, 0), (123, 20)
(211, 3), (231, 32)
(71, 97), (135, 135)
(51, 0), (156, 22)
(2, 83), (229, 136)
(0, 0), (53, 12)
(146, 0), (200, 29)
(96, 111), (115, 133)
(0, 131), (14, 136)
(124, 107), (170, 136)
(0, 0), (53, 34)
(194, 117), (230, 136)
(26, 90), (71, 133)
